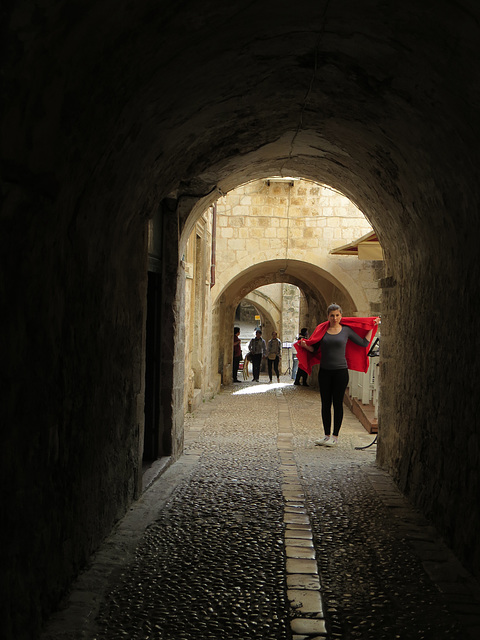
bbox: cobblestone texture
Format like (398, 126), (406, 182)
(95, 399), (289, 640)
(42, 380), (480, 640)
(288, 388), (470, 639)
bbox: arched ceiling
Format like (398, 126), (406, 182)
(4, 0), (480, 599)
(5, 0), (479, 279)
(217, 259), (357, 312)
(238, 296), (277, 336)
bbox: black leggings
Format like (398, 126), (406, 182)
(318, 368), (349, 436)
(251, 353), (262, 380)
(267, 356), (280, 380)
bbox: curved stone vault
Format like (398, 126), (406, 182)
(2, 1), (480, 637)
(216, 259), (360, 312)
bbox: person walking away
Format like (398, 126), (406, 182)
(233, 326), (242, 383)
(266, 331), (282, 383)
(294, 327), (309, 386)
(295, 304), (379, 447)
(248, 329), (267, 382)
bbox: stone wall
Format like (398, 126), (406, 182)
(183, 214), (216, 413)
(281, 283), (301, 342)
(3, 195), (149, 639)
(4, 2), (480, 637)
(213, 179), (380, 316)
(236, 301), (258, 323)
(377, 256), (480, 574)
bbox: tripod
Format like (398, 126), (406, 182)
(282, 344), (292, 375)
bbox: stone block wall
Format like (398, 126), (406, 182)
(282, 283), (301, 342)
(3, 198), (149, 639)
(213, 180), (381, 319)
(4, 3), (480, 637)
(182, 214), (216, 413)
(215, 180), (376, 289)
(377, 256), (480, 575)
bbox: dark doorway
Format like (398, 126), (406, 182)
(143, 270), (168, 461)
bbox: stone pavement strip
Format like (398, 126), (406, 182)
(42, 380), (480, 640)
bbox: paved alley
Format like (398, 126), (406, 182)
(42, 378), (480, 640)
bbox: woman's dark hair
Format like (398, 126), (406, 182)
(327, 303), (343, 314)
(299, 327), (308, 337)
(234, 326), (240, 334)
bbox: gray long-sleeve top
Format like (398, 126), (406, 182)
(312, 326), (369, 370)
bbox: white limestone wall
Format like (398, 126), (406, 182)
(212, 179), (381, 315)
(183, 214), (218, 413)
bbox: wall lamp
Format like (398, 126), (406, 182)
(265, 177), (299, 187)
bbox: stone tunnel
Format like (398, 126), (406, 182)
(2, 1), (480, 637)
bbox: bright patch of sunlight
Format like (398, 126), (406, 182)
(232, 382), (292, 395)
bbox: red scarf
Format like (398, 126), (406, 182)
(294, 317), (378, 375)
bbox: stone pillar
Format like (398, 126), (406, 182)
(217, 296), (236, 385)
(159, 199), (185, 457)
(281, 284), (300, 342)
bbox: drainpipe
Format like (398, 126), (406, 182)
(210, 202), (216, 287)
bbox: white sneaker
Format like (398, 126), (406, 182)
(325, 438), (338, 447)
(315, 437), (330, 446)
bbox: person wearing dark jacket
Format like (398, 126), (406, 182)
(266, 331), (282, 383)
(248, 329), (267, 382)
(294, 327), (309, 386)
(233, 326), (242, 382)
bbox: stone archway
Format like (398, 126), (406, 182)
(4, 3), (480, 635)
(211, 258), (361, 388)
(241, 292), (278, 338)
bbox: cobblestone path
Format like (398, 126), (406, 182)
(42, 381), (480, 640)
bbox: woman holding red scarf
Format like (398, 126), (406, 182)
(295, 304), (380, 447)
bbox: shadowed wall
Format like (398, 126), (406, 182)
(2, 1), (480, 637)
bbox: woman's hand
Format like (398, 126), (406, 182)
(301, 339), (314, 353)
(365, 317), (380, 343)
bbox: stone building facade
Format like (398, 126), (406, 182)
(213, 179), (380, 317)
(181, 179), (382, 411)
(164, 182), (385, 443)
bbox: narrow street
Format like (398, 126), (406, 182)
(42, 379), (480, 640)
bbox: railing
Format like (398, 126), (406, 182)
(348, 359), (380, 419)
